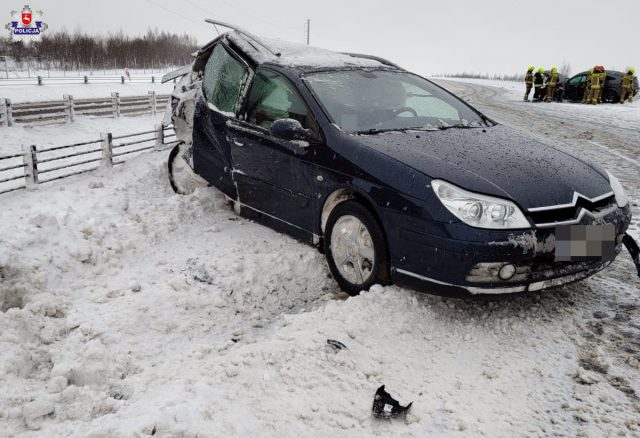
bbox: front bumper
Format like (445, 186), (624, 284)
(388, 205), (633, 297)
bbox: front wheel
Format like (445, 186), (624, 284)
(324, 200), (390, 296)
(168, 143), (207, 194)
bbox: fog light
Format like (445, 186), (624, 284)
(498, 264), (517, 280)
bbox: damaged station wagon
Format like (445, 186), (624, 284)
(164, 21), (640, 297)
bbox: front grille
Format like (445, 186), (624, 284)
(529, 194), (616, 227)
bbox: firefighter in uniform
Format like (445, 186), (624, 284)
(586, 66), (603, 104)
(533, 67), (545, 102)
(582, 68), (594, 104)
(620, 67), (636, 103)
(524, 66), (535, 101)
(545, 67), (559, 102)
(596, 66), (606, 103)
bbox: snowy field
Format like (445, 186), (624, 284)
(0, 81), (174, 103)
(1, 79), (640, 437)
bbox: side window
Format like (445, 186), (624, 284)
(569, 75), (585, 85)
(244, 69), (313, 131)
(202, 45), (248, 114)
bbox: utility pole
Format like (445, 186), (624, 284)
(305, 19), (310, 45)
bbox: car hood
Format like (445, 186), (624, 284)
(352, 125), (612, 210)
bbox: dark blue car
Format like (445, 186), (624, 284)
(165, 23), (638, 297)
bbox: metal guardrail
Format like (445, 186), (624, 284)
(0, 124), (177, 195)
(0, 92), (170, 126)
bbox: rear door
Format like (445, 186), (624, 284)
(191, 43), (251, 197)
(226, 68), (320, 233)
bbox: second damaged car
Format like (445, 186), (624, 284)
(164, 21), (639, 297)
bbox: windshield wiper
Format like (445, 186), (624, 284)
(355, 128), (406, 135)
(436, 124), (481, 131)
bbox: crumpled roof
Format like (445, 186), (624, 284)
(225, 31), (386, 70)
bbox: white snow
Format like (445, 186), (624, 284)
(0, 78), (639, 437)
(0, 81), (173, 103)
(226, 31), (384, 69)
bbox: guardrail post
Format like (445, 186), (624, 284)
(63, 94), (75, 123)
(37, 75), (42, 86)
(100, 132), (113, 167)
(121, 76), (125, 84)
(148, 91), (157, 115)
(23, 145), (39, 189)
(151, 76), (155, 83)
(84, 75), (88, 84)
(154, 124), (164, 151)
(111, 92), (120, 118)
(5, 99), (13, 127)
(0, 99), (7, 127)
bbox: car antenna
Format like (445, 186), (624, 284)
(204, 19), (281, 58)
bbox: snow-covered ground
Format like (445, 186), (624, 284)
(0, 82), (174, 103)
(1, 79), (639, 437)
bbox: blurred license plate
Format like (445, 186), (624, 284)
(555, 224), (615, 262)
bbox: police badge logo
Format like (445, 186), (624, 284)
(6, 5), (48, 38)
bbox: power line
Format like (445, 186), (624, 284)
(183, 0), (300, 30)
(141, 0), (211, 30)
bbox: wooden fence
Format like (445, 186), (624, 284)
(0, 75), (170, 86)
(0, 124), (177, 195)
(0, 92), (170, 126)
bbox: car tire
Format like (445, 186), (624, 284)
(324, 200), (390, 296)
(603, 89), (617, 103)
(168, 143), (207, 194)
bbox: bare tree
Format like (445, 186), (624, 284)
(559, 59), (571, 77)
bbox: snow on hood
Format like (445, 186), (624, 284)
(226, 31), (384, 69)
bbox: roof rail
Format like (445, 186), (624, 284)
(205, 19), (281, 57)
(341, 53), (403, 70)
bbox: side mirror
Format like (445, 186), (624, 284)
(270, 118), (310, 142)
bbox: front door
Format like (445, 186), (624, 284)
(192, 43), (250, 197)
(565, 74), (586, 101)
(227, 68), (320, 233)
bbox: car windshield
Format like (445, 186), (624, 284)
(304, 70), (489, 133)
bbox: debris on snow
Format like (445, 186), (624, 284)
(372, 385), (413, 419)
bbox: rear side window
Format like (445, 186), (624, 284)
(244, 69), (313, 131)
(202, 45), (248, 114)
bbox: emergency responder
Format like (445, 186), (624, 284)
(524, 66), (535, 101)
(533, 67), (545, 102)
(586, 65), (603, 105)
(596, 66), (606, 103)
(620, 67), (636, 104)
(581, 67), (594, 104)
(545, 67), (559, 102)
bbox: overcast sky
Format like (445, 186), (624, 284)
(16, 0), (640, 75)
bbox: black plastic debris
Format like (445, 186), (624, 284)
(326, 339), (347, 351)
(372, 385), (412, 419)
(622, 233), (640, 277)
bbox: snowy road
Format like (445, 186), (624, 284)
(1, 81), (639, 437)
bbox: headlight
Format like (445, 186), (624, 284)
(431, 180), (530, 229)
(606, 171), (628, 207)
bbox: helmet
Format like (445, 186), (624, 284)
(629, 67), (635, 74)
(528, 65), (534, 71)
(537, 67), (544, 73)
(598, 65), (605, 72)
(551, 67), (558, 73)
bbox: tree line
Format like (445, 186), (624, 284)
(0, 29), (199, 71)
